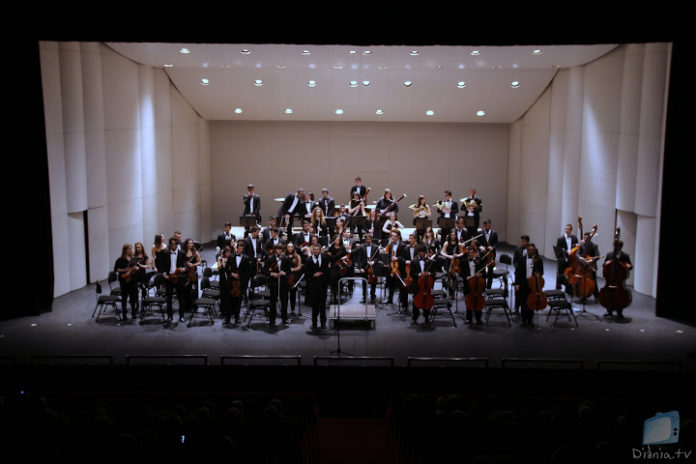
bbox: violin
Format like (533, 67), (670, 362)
(120, 263), (139, 283)
(526, 256), (547, 310)
(599, 228), (632, 312)
(367, 247), (379, 285)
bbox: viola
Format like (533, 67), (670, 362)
(169, 267), (187, 284)
(120, 265), (139, 283)
(404, 261), (414, 291)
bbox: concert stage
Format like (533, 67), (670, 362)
(1, 242), (694, 373)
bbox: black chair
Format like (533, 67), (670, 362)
(484, 289), (512, 327)
(244, 273), (271, 328)
(545, 290), (578, 327)
(139, 274), (166, 324)
(189, 277), (217, 327)
(199, 276), (220, 319)
(194, 241), (207, 269)
(107, 271), (122, 298)
(93, 281), (121, 321)
(427, 277), (457, 327)
(203, 266), (219, 291)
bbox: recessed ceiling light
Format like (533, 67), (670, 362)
(201, 78), (210, 85)
(179, 48), (190, 54)
(410, 50), (420, 56)
(362, 80), (371, 86)
(202, 62), (209, 68)
(301, 50), (311, 55)
(458, 64), (465, 69)
(470, 50), (480, 56)
(476, 110), (486, 117)
(234, 108), (243, 114)
(532, 49), (543, 55)
(163, 64), (173, 68)
(335, 109), (344, 115)
(376, 109), (384, 115)
(308, 63), (316, 69)
(349, 80), (358, 87)
(333, 64), (344, 70)
(349, 50), (358, 55)
(308, 80), (317, 87)
(403, 80), (413, 87)
(241, 49), (251, 55)
(254, 79), (263, 86)
(285, 108), (293, 114)
(255, 63), (262, 68)
(510, 81), (520, 88)
(276, 64), (286, 69)
(512, 63), (519, 68)
(362, 50), (372, 55)
(457, 81), (467, 88)
(426, 110), (435, 116)
(378, 65), (388, 70)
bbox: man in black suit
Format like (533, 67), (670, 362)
(481, 219), (498, 288)
(263, 226), (283, 254)
(216, 222), (236, 255)
(243, 184), (261, 221)
(514, 243), (544, 327)
(282, 188), (305, 237)
(304, 244), (330, 330)
(243, 226), (266, 290)
(354, 233), (382, 304)
(318, 188), (336, 217)
(349, 176), (367, 201)
(555, 224), (579, 291)
(513, 235), (530, 313)
(602, 239), (633, 320)
(223, 241), (251, 325)
(576, 231), (600, 302)
(298, 191), (314, 222)
(460, 245), (489, 325)
(436, 190), (458, 240)
(265, 243), (291, 327)
(292, 220), (314, 248)
(155, 237), (189, 322)
(461, 187), (482, 238)
(384, 229), (408, 309)
(262, 216), (279, 243)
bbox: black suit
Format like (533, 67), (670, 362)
(304, 252), (330, 327)
(243, 193), (261, 219)
(317, 196), (336, 217)
(411, 255), (435, 322)
(437, 199), (458, 238)
(217, 232), (236, 251)
(514, 254), (544, 325)
(461, 257), (489, 323)
(577, 240), (600, 298)
(555, 234), (578, 290)
(292, 231), (314, 248)
(384, 241), (408, 307)
(282, 193), (303, 236)
(350, 185), (367, 201)
(265, 254), (291, 324)
(354, 241), (382, 302)
(156, 249), (189, 320)
(222, 253), (250, 323)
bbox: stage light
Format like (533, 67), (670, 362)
(362, 80), (371, 86)
(285, 108), (293, 114)
(234, 108), (243, 114)
(241, 49), (251, 55)
(335, 109), (344, 115)
(349, 81), (358, 87)
(532, 49), (543, 55)
(254, 79), (263, 86)
(301, 50), (311, 55)
(163, 64), (173, 68)
(457, 81), (467, 88)
(308, 80), (317, 87)
(403, 80), (413, 86)
(410, 50), (420, 56)
(201, 78), (210, 86)
(511, 81), (520, 88)
(426, 110), (434, 116)
(476, 110), (486, 116)
(470, 50), (480, 56)
(376, 109), (384, 115)
(349, 50), (357, 55)
(179, 48), (190, 54)
(333, 64), (344, 70)
(362, 50), (372, 55)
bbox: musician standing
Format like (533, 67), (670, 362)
(265, 243), (291, 327)
(326, 235), (348, 304)
(310, 206), (329, 242)
(376, 188), (399, 217)
(602, 240), (632, 320)
(217, 222), (236, 256)
(305, 244), (330, 330)
(292, 220), (314, 249)
(318, 188), (336, 217)
(555, 224), (579, 291)
(355, 233), (382, 304)
(513, 235), (530, 314)
(180, 238), (202, 321)
(243, 184), (261, 235)
(282, 188), (305, 237)
(514, 243), (544, 327)
(262, 216), (279, 243)
(299, 191), (315, 222)
(156, 237), (188, 322)
(114, 244), (139, 320)
(453, 217), (467, 244)
(577, 231), (600, 302)
(436, 190), (458, 240)
(411, 244), (433, 326)
(384, 229), (408, 308)
(461, 188), (482, 238)
(217, 246), (233, 325)
(350, 176), (367, 200)
(481, 219), (498, 288)
(284, 242), (304, 318)
(461, 245), (488, 325)
(412, 195), (431, 240)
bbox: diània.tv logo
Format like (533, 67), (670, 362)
(632, 411), (692, 461)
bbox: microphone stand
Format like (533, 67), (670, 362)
(330, 276), (355, 358)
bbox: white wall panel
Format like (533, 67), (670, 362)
(560, 67), (584, 227)
(59, 42), (88, 214)
(67, 212), (87, 290)
(199, 118), (213, 241)
(50, 214), (71, 297)
(87, 205), (109, 283)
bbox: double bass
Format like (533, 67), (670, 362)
(599, 228), (632, 314)
(565, 217), (598, 299)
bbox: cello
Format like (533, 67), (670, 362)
(599, 228), (632, 315)
(526, 255), (547, 311)
(413, 256), (435, 312)
(464, 250), (494, 314)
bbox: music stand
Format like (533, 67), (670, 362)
(239, 216), (258, 228)
(330, 277), (360, 357)
(415, 218), (432, 232)
(438, 218), (455, 230)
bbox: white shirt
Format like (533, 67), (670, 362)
(468, 259), (476, 276)
(250, 237), (258, 256)
(526, 257), (534, 278)
(288, 195), (299, 213)
(169, 250), (178, 274)
(236, 254), (242, 268)
(249, 196), (254, 213)
(565, 235), (572, 252)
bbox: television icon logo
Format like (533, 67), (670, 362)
(643, 411), (680, 445)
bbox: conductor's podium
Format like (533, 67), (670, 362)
(328, 302), (377, 329)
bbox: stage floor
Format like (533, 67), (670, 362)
(1, 242), (695, 372)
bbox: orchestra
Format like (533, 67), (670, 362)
(104, 178), (633, 332)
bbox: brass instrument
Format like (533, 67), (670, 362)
(461, 198), (478, 210)
(435, 199), (453, 214)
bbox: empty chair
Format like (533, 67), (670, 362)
(426, 278), (457, 327)
(93, 281), (121, 321)
(107, 271), (122, 298)
(244, 273), (271, 328)
(139, 273), (167, 324)
(545, 290), (578, 327)
(188, 277), (217, 327)
(484, 291), (512, 327)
